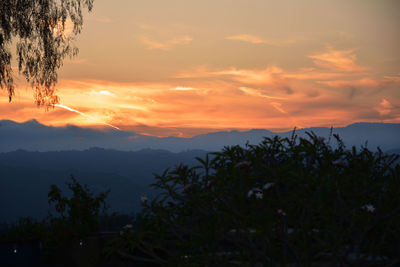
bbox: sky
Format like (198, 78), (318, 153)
(1, 0), (400, 137)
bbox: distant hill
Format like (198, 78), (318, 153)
(0, 164), (146, 222)
(1, 120), (400, 152)
(0, 148), (207, 185)
(0, 148), (207, 222)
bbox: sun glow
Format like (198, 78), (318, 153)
(54, 104), (121, 131)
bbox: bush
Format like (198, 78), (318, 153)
(47, 176), (109, 242)
(109, 132), (400, 266)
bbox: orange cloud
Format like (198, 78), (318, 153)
(376, 99), (393, 116)
(225, 34), (296, 46)
(140, 36), (193, 50)
(318, 78), (380, 88)
(270, 102), (287, 114)
(239, 87), (286, 100)
(384, 74), (400, 83)
(213, 66), (284, 85)
(309, 48), (366, 72)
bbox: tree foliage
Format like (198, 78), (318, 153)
(47, 175), (109, 241)
(0, 0), (94, 106)
(110, 132), (400, 266)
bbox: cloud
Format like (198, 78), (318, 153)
(309, 48), (366, 72)
(270, 102), (288, 114)
(225, 34), (295, 46)
(376, 99), (393, 116)
(282, 68), (352, 80)
(213, 66), (284, 86)
(384, 74), (400, 83)
(169, 86), (198, 91)
(90, 90), (116, 97)
(239, 87), (286, 100)
(226, 34), (265, 44)
(140, 36), (193, 50)
(318, 78), (380, 88)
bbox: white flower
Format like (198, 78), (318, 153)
(141, 195), (148, 204)
(123, 224), (133, 231)
(277, 209), (287, 216)
(255, 191), (263, 199)
(263, 182), (275, 190)
(248, 187), (262, 198)
(361, 204), (375, 213)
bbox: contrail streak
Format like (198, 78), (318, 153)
(54, 104), (121, 131)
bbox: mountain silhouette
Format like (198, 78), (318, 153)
(1, 120), (399, 152)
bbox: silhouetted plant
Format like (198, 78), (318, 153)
(109, 132), (400, 266)
(47, 175), (109, 242)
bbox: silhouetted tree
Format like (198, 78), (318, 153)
(0, 0), (94, 106)
(48, 175), (109, 240)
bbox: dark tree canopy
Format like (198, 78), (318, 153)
(0, 0), (94, 106)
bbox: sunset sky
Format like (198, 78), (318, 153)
(1, 0), (400, 137)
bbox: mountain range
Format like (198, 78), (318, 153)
(1, 120), (400, 152)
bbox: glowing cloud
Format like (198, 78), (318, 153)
(318, 78), (380, 88)
(213, 66), (284, 85)
(169, 86), (198, 91)
(90, 90), (116, 96)
(309, 48), (366, 72)
(54, 104), (121, 130)
(225, 34), (295, 46)
(140, 36), (193, 50)
(239, 87), (286, 100)
(270, 102), (288, 114)
(376, 99), (393, 116)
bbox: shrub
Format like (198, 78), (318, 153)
(47, 175), (109, 242)
(109, 132), (400, 266)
